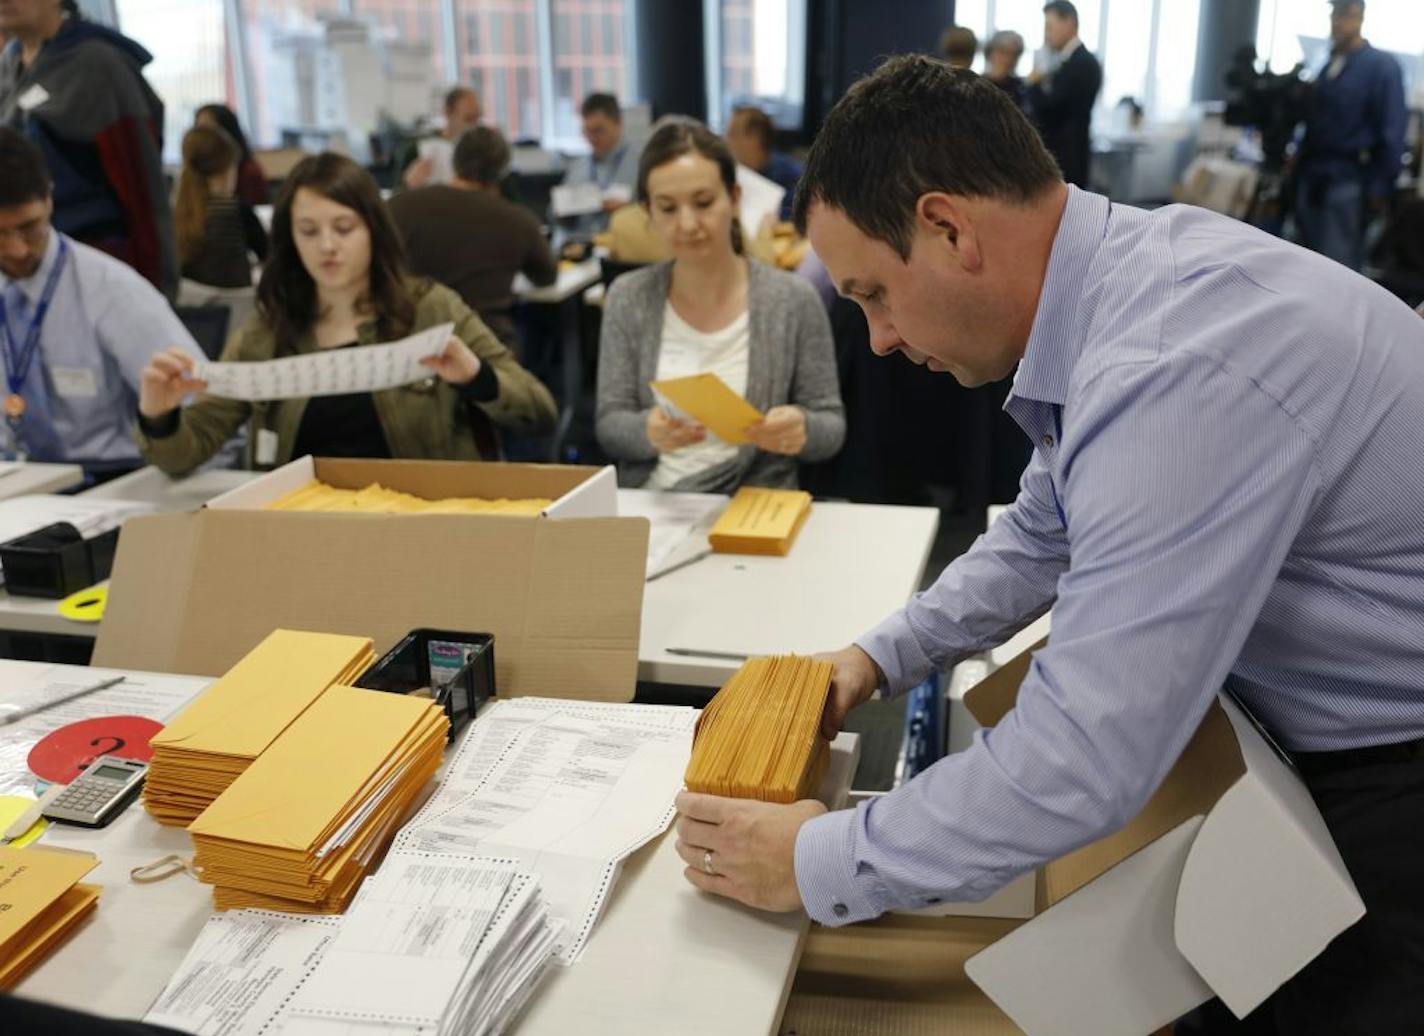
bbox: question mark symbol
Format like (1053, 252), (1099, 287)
(78, 735), (127, 774)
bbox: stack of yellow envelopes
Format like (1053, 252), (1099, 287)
(685, 655), (833, 803)
(266, 480), (551, 515)
(707, 487), (813, 556)
(0, 845), (101, 988)
(144, 630), (377, 826)
(188, 685), (448, 913)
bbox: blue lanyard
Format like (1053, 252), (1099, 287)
(0, 237), (69, 396)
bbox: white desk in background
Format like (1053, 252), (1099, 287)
(625, 489), (941, 688)
(0, 468), (259, 642)
(81, 466), (258, 511)
(513, 257), (601, 304)
(0, 461), (84, 501)
(10, 659), (861, 1036)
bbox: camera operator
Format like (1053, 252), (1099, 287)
(1294, 0), (1405, 271)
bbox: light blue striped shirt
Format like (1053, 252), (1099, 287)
(0, 230), (201, 468)
(795, 186), (1424, 925)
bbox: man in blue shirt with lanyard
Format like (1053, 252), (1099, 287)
(1294, 0), (1406, 271)
(557, 92), (639, 240)
(0, 127), (203, 479)
(672, 57), (1424, 1031)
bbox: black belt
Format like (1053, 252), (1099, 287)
(1292, 735), (1424, 779)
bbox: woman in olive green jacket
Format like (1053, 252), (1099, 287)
(138, 153), (556, 476)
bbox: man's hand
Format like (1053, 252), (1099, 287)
(814, 645), (883, 740)
(674, 792), (827, 912)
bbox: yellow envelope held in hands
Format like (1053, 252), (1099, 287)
(651, 373), (764, 444)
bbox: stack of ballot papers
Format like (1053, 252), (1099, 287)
(144, 630), (377, 826)
(391, 697), (698, 964)
(146, 857), (558, 1036)
(0, 845), (100, 988)
(685, 655), (833, 803)
(188, 685), (449, 913)
(266, 480), (551, 515)
(707, 486), (813, 556)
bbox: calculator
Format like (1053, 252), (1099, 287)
(42, 755), (149, 827)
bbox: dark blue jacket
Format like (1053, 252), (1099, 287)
(1300, 41), (1406, 200)
(761, 151), (803, 222)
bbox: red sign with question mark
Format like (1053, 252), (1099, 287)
(27, 715), (163, 785)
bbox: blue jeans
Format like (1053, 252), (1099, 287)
(1295, 174), (1365, 271)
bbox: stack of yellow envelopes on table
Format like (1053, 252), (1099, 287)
(685, 655), (833, 803)
(188, 685), (448, 913)
(0, 845), (101, 988)
(707, 487), (813, 557)
(144, 630), (377, 826)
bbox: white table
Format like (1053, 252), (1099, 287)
(0, 461), (84, 501)
(11, 660), (860, 1036)
(0, 468), (258, 642)
(627, 489), (941, 687)
(514, 257), (601, 304)
(81, 466), (258, 510)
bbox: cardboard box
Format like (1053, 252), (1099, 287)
(93, 459), (648, 703)
(952, 640), (1365, 1035)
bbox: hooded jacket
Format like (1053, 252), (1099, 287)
(0, 17), (176, 298)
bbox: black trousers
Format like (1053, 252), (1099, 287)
(1175, 751), (1424, 1034)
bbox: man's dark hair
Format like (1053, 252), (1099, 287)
(939, 25), (979, 67)
(731, 105), (774, 150)
(453, 125), (511, 184)
(581, 92), (621, 121)
(444, 86), (477, 114)
(1043, 1), (1079, 25)
(0, 127), (53, 209)
(793, 55), (1061, 258)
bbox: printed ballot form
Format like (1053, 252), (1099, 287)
(196, 323), (453, 402)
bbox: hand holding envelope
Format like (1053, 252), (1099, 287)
(650, 373), (806, 455)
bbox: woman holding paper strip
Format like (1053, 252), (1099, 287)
(135, 153), (556, 474)
(595, 120), (844, 492)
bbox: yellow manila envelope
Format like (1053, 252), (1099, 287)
(0, 845), (101, 988)
(651, 373), (764, 444)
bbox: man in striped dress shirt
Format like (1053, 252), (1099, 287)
(673, 56), (1424, 1031)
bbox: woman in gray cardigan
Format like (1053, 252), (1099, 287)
(595, 121), (844, 493)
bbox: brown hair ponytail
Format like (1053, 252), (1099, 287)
(175, 126), (238, 265)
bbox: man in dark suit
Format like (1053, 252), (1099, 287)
(1026, 1), (1101, 188)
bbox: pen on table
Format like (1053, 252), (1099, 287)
(0, 674), (126, 727)
(646, 549), (713, 582)
(664, 648), (752, 661)
(1, 783), (63, 843)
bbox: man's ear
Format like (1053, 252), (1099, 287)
(916, 192), (981, 272)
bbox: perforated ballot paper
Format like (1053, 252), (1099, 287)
(196, 323), (453, 402)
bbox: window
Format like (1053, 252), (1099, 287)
(349, 0), (452, 82)
(953, 0), (1201, 123)
(550, 0), (636, 147)
(114, 0), (228, 162)
(710, 0), (807, 131)
(454, 0), (542, 139)
(1256, 0), (1423, 97)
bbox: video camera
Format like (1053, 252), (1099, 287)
(1223, 45), (1312, 172)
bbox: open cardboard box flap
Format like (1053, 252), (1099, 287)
(204, 456), (619, 519)
(955, 638), (1364, 1035)
(95, 469), (648, 702)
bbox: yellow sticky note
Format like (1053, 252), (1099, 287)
(0, 796), (48, 849)
(651, 373), (764, 445)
